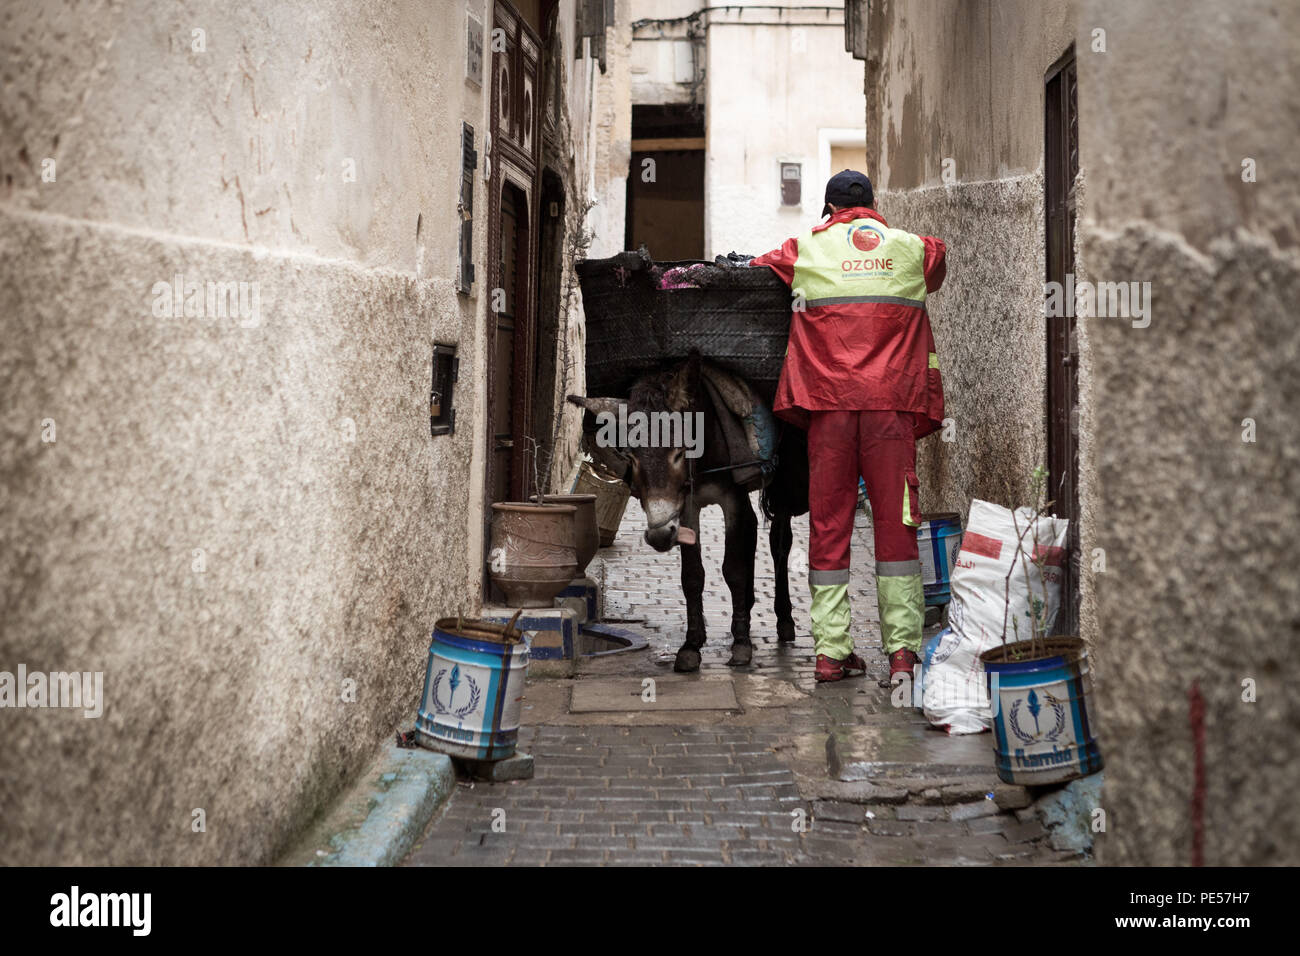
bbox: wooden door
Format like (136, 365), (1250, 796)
(485, 0), (542, 594)
(1045, 47), (1080, 635)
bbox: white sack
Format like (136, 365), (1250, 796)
(921, 499), (1070, 734)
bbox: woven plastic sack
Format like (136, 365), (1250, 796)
(921, 499), (1070, 734)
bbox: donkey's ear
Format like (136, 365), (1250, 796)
(667, 350), (702, 412)
(567, 395), (622, 418)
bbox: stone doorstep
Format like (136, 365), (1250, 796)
(277, 739), (455, 867)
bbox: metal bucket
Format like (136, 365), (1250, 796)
(416, 618), (530, 761)
(571, 458), (631, 547)
(917, 512), (963, 606)
(980, 637), (1104, 786)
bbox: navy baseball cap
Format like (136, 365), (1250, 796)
(822, 169), (874, 217)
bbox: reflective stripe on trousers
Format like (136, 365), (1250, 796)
(807, 410), (924, 657)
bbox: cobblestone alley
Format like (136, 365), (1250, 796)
(405, 498), (1087, 867)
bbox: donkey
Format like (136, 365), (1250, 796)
(569, 351), (809, 672)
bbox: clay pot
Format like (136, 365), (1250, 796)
(531, 493), (598, 575)
(489, 502), (578, 607)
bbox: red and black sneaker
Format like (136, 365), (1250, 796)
(889, 649), (919, 684)
(815, 652), (868, 683)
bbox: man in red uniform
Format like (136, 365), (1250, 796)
(750, 170), (947, 684)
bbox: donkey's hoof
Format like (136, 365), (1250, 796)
(727, 642), (753, 667)
(777, 620), (797, 643)
(674, 646), (702, 673)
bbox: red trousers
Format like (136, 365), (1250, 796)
(807, 410), (923, 656)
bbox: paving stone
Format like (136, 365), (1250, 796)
(967, 814), (1013, 835)
(896, 804), (949, 821)
(606, 852), (671, 865)
(950, 800), (1003, 822)
(573, 834), (635, 850)
(866, 819), (917, 838)
(813, 800), (873, 824)
(994, 783), (1033, 810)
(814, 781), (910, 804)
(512, 834), (577, 851)
(633, 834), (711, 850)
(458, 751), (535, 782)
(547, 849), (609, 864)
(1002, 820), (1050, 844)
(663, 850), (727, 865)
(941, 781), (998, 804)
(811, 819), (867, 837)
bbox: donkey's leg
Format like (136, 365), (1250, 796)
(721, 489), (758, 666)
(770, 508), (797, 643)
(674, 501), (706, 673)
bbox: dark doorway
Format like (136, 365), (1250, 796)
(531, 168), (566, 482)
(492, 180), (530, 505)
(485, 0), (543, 599)
(1045, 47), (1080, 635)
(626, 104), (705, 260)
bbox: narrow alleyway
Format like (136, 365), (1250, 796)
(404, 500), (1086, 866)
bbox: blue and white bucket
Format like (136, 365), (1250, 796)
(416, 618), (530, 761)
(917, 512), (963, 607)
(980, 637), (1103, 786)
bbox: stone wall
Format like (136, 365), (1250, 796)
(861, 0), (1300, 864)
(860, 0), (1078, 527)
(879, 175), (1048, 519)
(1079, 0), (1300, 866)
(0, 0), (600, 864)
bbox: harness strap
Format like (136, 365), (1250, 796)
(694, 456), (776, 477)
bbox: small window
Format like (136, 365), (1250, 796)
(780, 162), (801, 206)
(431, 343), (459, 436)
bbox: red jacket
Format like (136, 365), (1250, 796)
(751, 207), (947, 437)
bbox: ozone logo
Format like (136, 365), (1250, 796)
(847, 223), (885, 252)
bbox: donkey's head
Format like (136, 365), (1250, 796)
(568, 351), (702, 552)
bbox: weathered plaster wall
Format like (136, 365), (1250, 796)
(0, 0), (540, 864)
(583, 0), (633, 259)
(1079, 0), (1300, 866)
(538, 5), (621, 493)
(628, 0), (702, 106)
(549, 0), (634, 490)
(863, 0), (1077, 520)
(865, 0), (1075, 188)
(705, 2), (866, 257)
(880, 176), (1048, 518)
